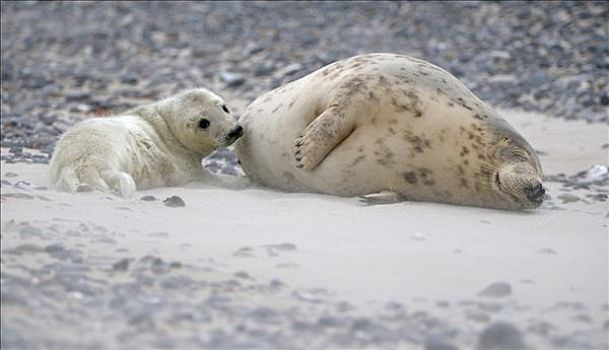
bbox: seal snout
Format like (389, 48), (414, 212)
(220, 125), (244, 146)
(227, 125), (244, 140)
(524, 182), (545, 205)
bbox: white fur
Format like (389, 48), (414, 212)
(50, 88), (241, 197)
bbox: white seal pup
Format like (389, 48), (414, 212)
(235, 53), (545, 210)
(50, 88), (243, 197)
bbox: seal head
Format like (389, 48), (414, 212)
(158, 88), (243, 156)
(490, 129), (545, 209)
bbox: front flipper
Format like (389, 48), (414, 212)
(294, 106), (355, 170)
(359, 191), (404, 206)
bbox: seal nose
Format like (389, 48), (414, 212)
(524, 182), (545, 204)
(227, 125), (243, 140)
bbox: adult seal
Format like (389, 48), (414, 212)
(235, 53), (545, 210)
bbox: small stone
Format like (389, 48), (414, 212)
(65, 92), (91, 102)
(205, 294), (231, 307)
(2, 193), (35, 200)
(219, 71), (245, 87)
(112, 258), (131, 271)
(168, 261), (182, 269)
(140, 195), (157, 201)
(292, 288), (328, 303)
(246, 42), (265, 55)
(160, 275), (195, 289)
(477, 282), (512, 298)
(147, 231), (169, 237)
(234, 271), (252, 279)
(233, 246), (254, 257)
(269, 279), (285, 290)
(120, 75), (138, 85)
(478, 302), (503, 312)
(8, 146), (21, 155)
(557, 193), (580, 204)
(477, 322), (526, 350)
(163, 195), (185, 207)
(7, 243), (44, 254)
(19, 225), (42, 237)
(264, 243), (297, 251)
(467, 310), (491, 323)
(412, 232), (426, 241)
(76, 184), (93, 192)
(253, 63), (275, 77)
(247, 307), (279, 324)
(278, 63), (303, 77)
(44, 243), (66, 254)
(425, 334), (458, 350)
(39, 113), (57, 125)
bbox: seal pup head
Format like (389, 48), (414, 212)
(159, 88), (243, 155)
(488, 128), (545, 209)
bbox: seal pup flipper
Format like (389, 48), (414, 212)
(359, 191), (404, 206)
(294, 106), (355, 170)
(100, 170), (136, 198)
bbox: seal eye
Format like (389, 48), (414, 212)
(222, 105), (230, 113)
(198, 118), (210, 129)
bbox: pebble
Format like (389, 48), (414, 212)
(219, 71), (245, 87)
(292, 288), (329, 303)
(557, 193), (581, 204)
(425, 334), (458, 350)
(476, 322), (526, 350)
(120, 75), (138, 85)
(477, 282), (513, 298)
(539, 248), (557, 255)
(233, 246), (254, 257)
(159, 275), (196, 289)
(163, 195), (185, 208)
(112, 258), (131, 271)
(277, 63), (303, 77)
(263, 242), (297, 251)
(140, 195), (156, 201)
(253, 63), (275, 77)
(19, 225), (43, 238)
(233, 271), (253, 279)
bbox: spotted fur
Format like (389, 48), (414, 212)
(235, 53), (544, 210)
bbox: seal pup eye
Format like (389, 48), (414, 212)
(198, 118), (210, 129)
(222, 105), (230, 113)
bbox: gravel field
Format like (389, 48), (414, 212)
(1, 1), (608, 166)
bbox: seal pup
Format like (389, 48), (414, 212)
(235, 53), (545, 210)
(50, 88), (243, 197)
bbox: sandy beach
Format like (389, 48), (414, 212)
(2, 110), (607, 349)
(2, 2), (608, 348)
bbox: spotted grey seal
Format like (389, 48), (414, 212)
(235, 53), (545, 210)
